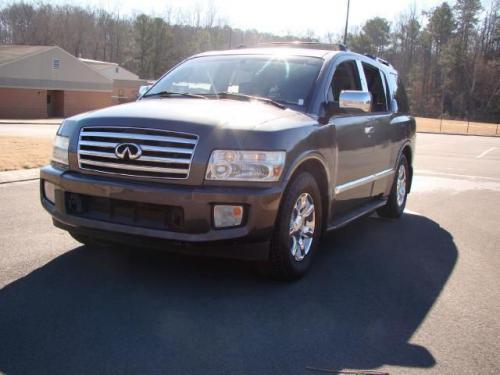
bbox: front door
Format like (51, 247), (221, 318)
(326, 59), (375, 217)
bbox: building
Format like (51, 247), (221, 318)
(79, 58), (147, 105)
(0, 45), (146, 119)
(0, 45), (114, 118)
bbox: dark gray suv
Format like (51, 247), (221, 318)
(40, 43), (415, 279)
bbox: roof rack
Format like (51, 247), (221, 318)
(248, 41), (348, 51)
(364, 53), (392, 67)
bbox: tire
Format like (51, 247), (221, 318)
(269, 172), (323, 280)
(377, 154), (409, 218)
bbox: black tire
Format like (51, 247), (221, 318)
(269, 172), (323, 280)
(377, 154), (409, 218)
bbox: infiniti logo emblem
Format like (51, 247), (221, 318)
(115, 143), (142, 160)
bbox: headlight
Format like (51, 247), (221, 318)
(52, 135), (69, 166)
(206, 150), (285, 182)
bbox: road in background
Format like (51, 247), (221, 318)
(0, 123), (60, 138)
(0, 133), (499, 374)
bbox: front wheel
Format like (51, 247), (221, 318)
(377, 154), (409, 218)
(269, 172), (323, 280)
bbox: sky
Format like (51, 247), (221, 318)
(15, 0), (495, 38)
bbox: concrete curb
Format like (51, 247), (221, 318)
(0, 168), (40, 185)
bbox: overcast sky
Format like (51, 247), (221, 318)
(13, 0), (495, 37)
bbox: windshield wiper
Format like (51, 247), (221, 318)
(208, 92), (286, 109)
(143, 91), (207, 99)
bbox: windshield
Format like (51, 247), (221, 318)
(145, 54), (323, 110)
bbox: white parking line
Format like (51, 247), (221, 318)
(476, 147), (497, 159)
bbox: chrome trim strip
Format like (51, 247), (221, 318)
(79, 140), (194, 154)
(79, 159), (188, 174)
(80, 131), (197, 145)
(335, 168), (394, 195)
(79, 150), (191, 164)
(374, 168), (395, 180)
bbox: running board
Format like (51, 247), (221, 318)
(326, 199), (387, 231)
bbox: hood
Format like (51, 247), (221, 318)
(71, 98), (316, 131)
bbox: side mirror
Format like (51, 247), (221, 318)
(138, 85), (151, 97)
(339, 90), (372, 113)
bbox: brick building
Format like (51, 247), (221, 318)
(0, 45), (145, 119)
(79, 58), (148, 105)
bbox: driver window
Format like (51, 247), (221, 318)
(328, 60), (362, 103)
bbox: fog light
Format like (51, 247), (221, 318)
(213, 205), (244, 228)
(43, 181), (56, 204)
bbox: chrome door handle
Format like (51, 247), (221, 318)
(364, 126), (375, 135)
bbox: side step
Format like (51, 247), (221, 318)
(326, 198), (387, 232)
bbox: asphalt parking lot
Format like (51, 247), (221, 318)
(0, 133), (499, 375)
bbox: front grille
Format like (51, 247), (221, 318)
(77, 127), (198, 179)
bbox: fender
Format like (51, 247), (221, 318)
(282, 150), (333, 219)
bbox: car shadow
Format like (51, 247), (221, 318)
(0, 213), (457, 375)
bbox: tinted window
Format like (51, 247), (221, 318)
(362, 63), (387, 112)
(328, 60), (361, 102)
(387, 73), (410, 113)
(147, 55), (323, 110)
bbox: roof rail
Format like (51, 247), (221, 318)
(252, 41), (348, 51)
(365, 53), (392, 67)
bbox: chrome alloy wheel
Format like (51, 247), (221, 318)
(289, 193), (316, 262)
(396, 164), (407, 207)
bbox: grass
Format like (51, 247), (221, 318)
(0, 136), (52, 171)
(416, 117), (499, 136)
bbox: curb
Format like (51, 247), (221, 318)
(0, 168), (40, 185)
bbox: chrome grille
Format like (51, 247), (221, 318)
(77, 127), (198, 179)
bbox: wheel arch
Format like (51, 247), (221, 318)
(397, 142), (413, 193)
(283, 154), (331, 232)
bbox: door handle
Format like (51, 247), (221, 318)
(364, 126), (375, 135)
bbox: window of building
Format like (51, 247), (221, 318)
(52, 59), (60, 70)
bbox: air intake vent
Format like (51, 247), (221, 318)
(77, 127), (198, 179)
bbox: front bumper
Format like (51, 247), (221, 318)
(40, 166), (283, 260)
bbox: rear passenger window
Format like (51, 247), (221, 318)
(328, 60), (362, 102)
(387, 73), (410, 113)
(362, 63), (388, 112)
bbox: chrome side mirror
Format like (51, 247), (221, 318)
(138, 85), (151, 97)
(339, 90), (372, 113)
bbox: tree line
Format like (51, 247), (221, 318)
(0, 1), (498, 122)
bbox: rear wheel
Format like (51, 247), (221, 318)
(377, 154), (409, 218)
(269, 172), (323, 280)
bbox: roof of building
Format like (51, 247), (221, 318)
(0, 44), (112, 91)
(79, 58), (140, 81)
(0, 45), (55, 66)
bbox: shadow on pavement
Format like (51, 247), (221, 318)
(0, 213), (457, 375)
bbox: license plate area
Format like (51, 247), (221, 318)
(65, 192), (184, 232)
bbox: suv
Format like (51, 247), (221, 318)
(40, 43), (415, 279)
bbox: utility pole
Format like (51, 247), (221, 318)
(343, 0), (350, 45)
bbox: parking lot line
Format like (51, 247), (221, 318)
(476, 147), (497, 159)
